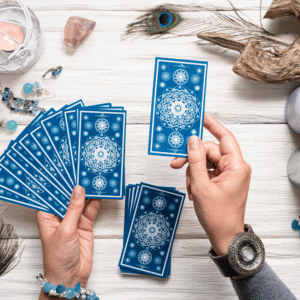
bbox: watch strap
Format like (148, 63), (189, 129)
(209, 225), (255, 277)
(209, 249), (239, 277)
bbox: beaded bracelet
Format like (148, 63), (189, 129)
(36, 274), (99, 300)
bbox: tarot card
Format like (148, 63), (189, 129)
(40, 102), (85, 185)
(0, 184), (50, 212)
(119, 183), (185, 277)
(20, 131), (73, 192)
(77, 110), (126, 199)
(0, 157), (61, 216)
(4, 152), (68, 217)
(64, 105), (113, 182)
(9, 148), (70, 200)
(148, 57), (208, 157)
(11, 142), (71, 198)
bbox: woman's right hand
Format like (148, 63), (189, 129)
(171, 113), (252, 256)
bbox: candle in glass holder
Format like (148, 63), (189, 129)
(0, 22), (23, 51)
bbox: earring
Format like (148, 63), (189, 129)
(0, 117), (18, 131)
(23, 81), (55, 99)
(42, 66), (63, 81)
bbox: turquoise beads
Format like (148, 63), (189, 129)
(37, 273), (100, 299)
(65, 287), (75, 299)
(23, 83), (34, 94)
(42, 282), (52, 293)
(56, 284), (65, 293)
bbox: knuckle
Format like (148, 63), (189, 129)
(68, 201), (82, 212)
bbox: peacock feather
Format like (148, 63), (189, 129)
(124, 3), (290, 48)
(0, 202), (23, 277)
(125, 5), (182, 37)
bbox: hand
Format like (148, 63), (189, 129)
(37, 186), (101, 299)
(170, 113), (251, 256)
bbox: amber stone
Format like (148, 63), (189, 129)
(64, 16), (96, 49)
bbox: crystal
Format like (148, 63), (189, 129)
(43, 282), (52, 294)
(56, 284), (65, 293)
(292, 219), (300, 230)
(66, 288), (75, 299)
(64, 17), (96, 49)
(240, 245), (255, 262)
(74, 283), (81, 293)
(23, 83), (33, 94)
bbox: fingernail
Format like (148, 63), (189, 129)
(72, 185), (84, 199)
(188, 136), (201, 150)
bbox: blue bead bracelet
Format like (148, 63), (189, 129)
(37, 274), (99, 300)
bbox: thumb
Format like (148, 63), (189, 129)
(187, 136), (211, 191)
(61, 185), (85, 233)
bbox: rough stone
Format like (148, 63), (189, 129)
(64, 16), (96, 49)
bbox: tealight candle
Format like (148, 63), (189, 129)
(0, 22), (23, 52)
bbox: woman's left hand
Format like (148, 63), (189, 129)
(37, 185), (101, 299)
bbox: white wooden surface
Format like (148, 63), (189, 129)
(1, 0), (300, 298)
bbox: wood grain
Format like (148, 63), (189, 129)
(0, 239), (299, 299)
(0, 1), (300, 299)
(1, 124), (300, 239)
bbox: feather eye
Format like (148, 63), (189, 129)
(124, 2), (290, 49)
(125, 5), (182, 37)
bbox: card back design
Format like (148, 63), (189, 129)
(149, 57), (208, 157)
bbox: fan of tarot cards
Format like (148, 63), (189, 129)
(0, 100), (126, 218)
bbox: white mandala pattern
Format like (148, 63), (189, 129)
(133, 212), (171, 249)
(157, 88), (199, 130)
(168, 132), (184, 148)
(92, 175), (107, 191)
(59, 138), (71, 166)
(95, 118), (109, 134)
(81, 136), (120, 173)
(59, 118), (65, 130)
(152, 196), (167, 210)
(138, 250), (152, 265)
(173, 69), (189, 85)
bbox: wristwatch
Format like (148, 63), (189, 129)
(209, 224), (265, 277)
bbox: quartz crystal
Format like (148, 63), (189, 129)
(64, 17), (96, 49)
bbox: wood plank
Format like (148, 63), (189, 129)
(1, 124), (300, 239)
(24, 0), (274, 11)
(0, 238), (299, 299)
(0, 11), (299, 124)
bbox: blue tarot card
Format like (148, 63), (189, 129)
(9, 148), (70, 200)
(148, 57), (208, 158)
(40, 112), (75, 185)
(64, 110), (79, 182)
(119, 183), (185, 278)
(11, 142), (71, 198)
(40, 102), (84, 186)
(0, 157), (60, 216)
(64, 105), (113, 182)
(0, 183), (50, 212)
(76, 110), (126, 199)
(20, 130), (73, 193)
(4, 152), (67, 218)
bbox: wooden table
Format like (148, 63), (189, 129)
(1, 0), (300, 298)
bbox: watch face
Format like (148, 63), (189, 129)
(228, 232), (265, 276)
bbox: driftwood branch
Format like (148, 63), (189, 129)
(197, 32), (300, 84)
(264, 0), (300, 21)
